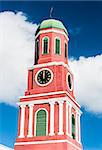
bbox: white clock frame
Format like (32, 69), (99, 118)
(35, 68), (54, 87)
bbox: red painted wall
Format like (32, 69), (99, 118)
(15, 26), (82, 150)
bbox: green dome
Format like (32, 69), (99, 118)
(36, 19), (68, 35)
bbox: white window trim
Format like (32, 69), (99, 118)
(42, 36), (49, 54)
(72, 112), (75, 118)
(34, 108), (48, 137)
(66, 72), (73, 91)
(35, 68), (53, 87)
(54, 37), (61, 55)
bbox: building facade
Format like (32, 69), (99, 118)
(14, 19), (83, 150)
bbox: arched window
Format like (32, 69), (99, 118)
(55, 38), (60, 54)
(65, 43), (67, 58)
(36, 109), (47, 136)
(68, 74), (72, 90)
(35, 40), (39, 64)
(43, 37), (49, 54)
(72, 114), (75, 139)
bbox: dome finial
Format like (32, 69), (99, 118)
(50, 7), (54, 18)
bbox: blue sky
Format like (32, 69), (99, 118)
(0, 1), (102, 150)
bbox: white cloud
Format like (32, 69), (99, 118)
(0, 11), (102, 114)
(0, 11), (37, 105)
(0, 144), (13, 150)
(69, 55), (102, 114)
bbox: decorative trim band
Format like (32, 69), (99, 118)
(17, 96), (82, 114)
(14, 139), (82, 150)
(18, 97), (66, 105)
(35, 28), (69, 40)
(19, 91), (80, 108)
(29, 61), (72, 74)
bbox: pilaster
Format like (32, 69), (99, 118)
(19, 104), (26, 138)
(58, 100), (64, 135)
(49, 101), (55, 136)
(27, 104), (34, 137)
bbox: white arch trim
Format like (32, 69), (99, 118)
(54, 36), (61, 55)
(42, 36), (50, 54)
(34, 108), (48, 137)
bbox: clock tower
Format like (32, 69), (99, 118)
(14, 19), (83, 150)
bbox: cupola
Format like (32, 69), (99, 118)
(34, 19), (69, 65)
(35, 19), (68, 36)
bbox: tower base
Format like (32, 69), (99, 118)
(14, 139), (82, 150)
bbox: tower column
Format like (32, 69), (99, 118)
(69, 102), (72, 137)
(58, 100), (64, 135)
(49, 101), (55, 136)
(27, 104), (34, 137)
(19, 104), (26, 138)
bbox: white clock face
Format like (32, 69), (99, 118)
(67, 73), (73, 91)
(35, 68), (53, 86)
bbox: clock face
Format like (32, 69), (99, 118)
(35, 69), (53, 86)
(67, 73), (73, 91)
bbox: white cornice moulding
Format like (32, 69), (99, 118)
(19, 91), (80, 107)
(14, 139), (81, 150)
(35, 28), (69, 40)
(19, 91), (80, 108)
(28, 61), (72, 74)
(18, 96), (82, 114)
(18, 97), (67, 105)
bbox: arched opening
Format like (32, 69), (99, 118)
(35, 40), (39, 64)
(36, 109), (47, 136)
(72, 114), (75, 139)
(55, 38), (60, 54)
(43, 37), (49, 54)
(68, 74), (72, 90)
(65, 43), (68, 58)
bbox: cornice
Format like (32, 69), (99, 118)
(28, 61), (73, 74)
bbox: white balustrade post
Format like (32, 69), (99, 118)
(27, 104), (34, 137)
(19, 104), (26, 138)
(49, 101), (55, 136)
(58, 100), (64, 135)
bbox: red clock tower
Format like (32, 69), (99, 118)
(14, 19), (83, 150)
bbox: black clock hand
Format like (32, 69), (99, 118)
(43, 70), (45, 80)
